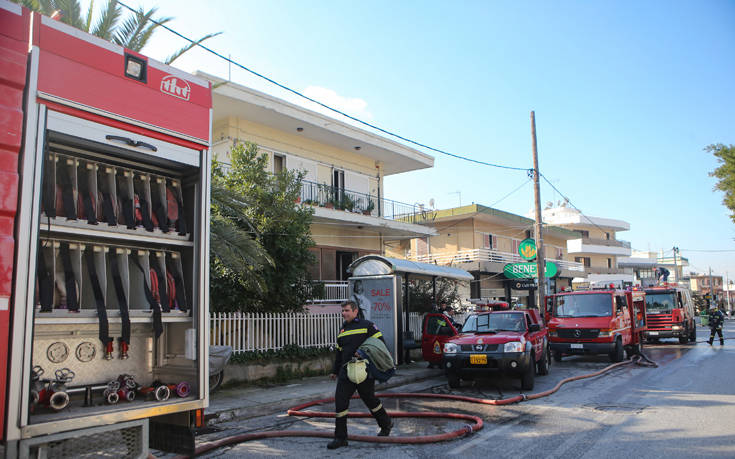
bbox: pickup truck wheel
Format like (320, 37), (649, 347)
(521, 359), (535, 390)
(447, 372), (461, 389)
(553, 350), (563, 362)
(537, 345), (551, 375)
(609, 338), (624, 363)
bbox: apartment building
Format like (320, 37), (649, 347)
(690, 273), (724, 298)
(537, 205), (631, 286)
(200, 73), (437, 300)
(387, 204), (584, 307)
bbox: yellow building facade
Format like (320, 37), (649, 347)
(203, 73), (437, 288)
(388, 204), (584, 307)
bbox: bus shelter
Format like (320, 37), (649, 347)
(347, 255), (473, 364)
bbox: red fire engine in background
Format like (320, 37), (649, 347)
(643, 284), (697, 344)
(545, 287), (647, 363)
(1, 1), (211, 456)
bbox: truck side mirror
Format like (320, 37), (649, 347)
(529, 323), (541, 332)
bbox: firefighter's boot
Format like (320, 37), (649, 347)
(372, 405), (392, 436)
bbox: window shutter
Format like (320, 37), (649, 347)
(492, 235), (497, 249)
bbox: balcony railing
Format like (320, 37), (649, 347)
(578, 238), (631, 248)
(410, 248), (584, 272)
(298, 179), (431, 223)
(586, 266), (625, 275)
(306, 280), (349, 304)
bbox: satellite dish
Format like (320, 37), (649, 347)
(429, 198), (435, 208)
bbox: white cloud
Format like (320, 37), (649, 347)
(284, 86), (374, 127)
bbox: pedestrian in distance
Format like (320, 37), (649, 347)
(708, 305), (725, 345)
(327, 300), (392, 449)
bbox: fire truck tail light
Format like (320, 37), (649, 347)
(124, 53), (147, 83)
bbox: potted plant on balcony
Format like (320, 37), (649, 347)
(341, 194), (355, 212)
(362, 200), (375, 215)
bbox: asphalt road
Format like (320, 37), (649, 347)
(195, 322), (735, 458)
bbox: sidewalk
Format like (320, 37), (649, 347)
(206, 361), (442, 425)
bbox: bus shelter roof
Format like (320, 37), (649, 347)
(348, 255), (474, 281)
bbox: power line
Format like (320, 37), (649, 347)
(115, 0), (529, 172)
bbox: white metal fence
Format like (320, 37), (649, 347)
(307, 280), (349, 304)
(210, 311), (470, 353)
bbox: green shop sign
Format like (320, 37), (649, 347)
(518, 238), (537, 260)
(503, 262), (558, 279)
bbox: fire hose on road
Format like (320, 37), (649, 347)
(181, 353), (658, 457)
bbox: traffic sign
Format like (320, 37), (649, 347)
(503, 262), (558, 279)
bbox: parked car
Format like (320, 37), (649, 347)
(440, 309), (550, 390)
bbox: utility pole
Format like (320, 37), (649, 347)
(726, 272), (731, 315)
(531, 111), (546, 309)
(709, 266), (715, 308)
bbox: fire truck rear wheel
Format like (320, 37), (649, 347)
(553, 350), (563, 362)
(447, 372), (461, 389)
(689, 325), (696, 343)
(678, 332), (689, 344)
(610, 338), (624, 363)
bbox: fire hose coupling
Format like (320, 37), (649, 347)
(175, 381), (191, 398)
(104, 341), (114, 360)
(103, 380), (121, 405)
(521, 394), (528, 401)
(154, 384), (171, 401)
(30, 365), (45, 405)
(48, 368), (75, 411)
(463, 424), (474, 434)
(119, 341), (129, 360)
(117, 388), (136, 402)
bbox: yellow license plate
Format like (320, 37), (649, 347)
(470, 354), (487, 365)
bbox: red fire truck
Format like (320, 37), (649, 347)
(545, 288), (647, 362)
(1, 2), (211, 456)
(643, 284), (697, 344)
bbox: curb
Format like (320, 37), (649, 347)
(206, 367), (442, 425)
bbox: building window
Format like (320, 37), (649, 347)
(416, 237), (428, 257)
(605, 232), (610, 240)
(575, 257), (591, 267)
(512, 239), (521, 254)
(482, 233), (497, 249)
(579, 230), (590, 238)
(273, 153), (285, 174)
(607, 258), (612, 268)
(556, 247), (563, 259)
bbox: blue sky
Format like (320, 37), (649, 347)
(104, 0), (734, 276)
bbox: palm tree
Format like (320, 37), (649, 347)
(210, 181), (273, 293)
(13, 0), (220, 64)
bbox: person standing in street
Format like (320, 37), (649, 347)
(327, 300), (392, 449)
(708, 305), (725, 345)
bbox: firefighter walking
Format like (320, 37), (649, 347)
(708, 306), (725, 345)
(327, 301), (392, 449)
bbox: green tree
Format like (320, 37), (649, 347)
(707, 143), (735, 223)
(13, 0), (220, 64)
(212, 142), (316, 313)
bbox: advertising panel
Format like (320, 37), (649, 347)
(348, 276), (398, 363)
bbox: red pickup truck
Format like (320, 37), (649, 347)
(440, 309), (550, 390)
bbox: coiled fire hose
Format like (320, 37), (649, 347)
(182, 353), (658, 457)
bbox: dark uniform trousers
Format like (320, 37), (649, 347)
(709, 311), (725, 344)
(334, 374), (390, 439)
(332, 317), (391, 440)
